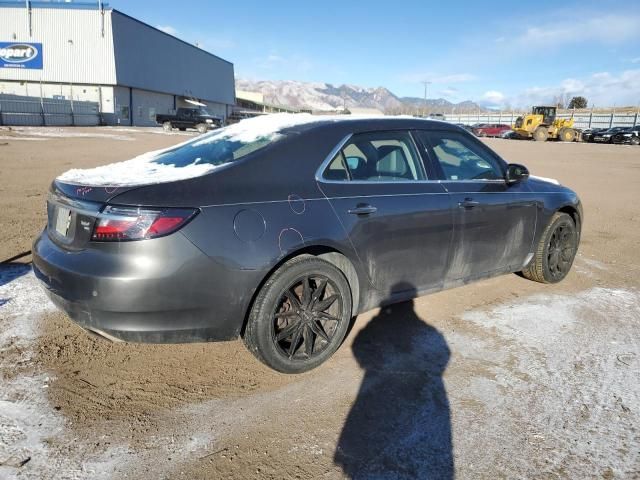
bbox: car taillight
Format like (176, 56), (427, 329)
(91, 205), (198, 241)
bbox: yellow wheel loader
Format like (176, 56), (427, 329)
(513, 106), (576, 142)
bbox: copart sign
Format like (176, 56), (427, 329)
(0, 42), (43, 69)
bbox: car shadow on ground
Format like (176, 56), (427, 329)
(335, 282), (453, 479)
(0, 262), (31, 287)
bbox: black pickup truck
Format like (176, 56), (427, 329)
(156, 107), (223, 133)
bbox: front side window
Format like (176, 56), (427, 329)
(422, 131), (504, 181)
(323, 131), (426, 182)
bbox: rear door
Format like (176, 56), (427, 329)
(415, 130), (537, 282)
(317, 130), (453, 296)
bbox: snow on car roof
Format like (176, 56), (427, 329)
(56, 113), (392, 187)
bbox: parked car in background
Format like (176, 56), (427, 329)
(501, 130), (519, 139)
(156, 107), (223, 133)
(611, 126), (640, 145)
(33, 115), (582, 373)
(472, 124), (512, 137)
(580, 128), (607, 142)
(591, 126), (629, 143)
(455, 123), (475, 133)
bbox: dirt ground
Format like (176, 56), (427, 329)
(1, 126), (639, 479)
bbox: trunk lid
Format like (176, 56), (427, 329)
(47, 180), (141, 250)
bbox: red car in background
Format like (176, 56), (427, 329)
(472, 124), (512, 137)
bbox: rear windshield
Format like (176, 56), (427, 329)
(151, 134), (278, 168)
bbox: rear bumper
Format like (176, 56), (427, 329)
(32, 229), (254, 343)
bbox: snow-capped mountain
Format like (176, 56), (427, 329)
(235, 79), (483, 114)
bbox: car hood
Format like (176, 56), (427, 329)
(527, 175), (569, 193)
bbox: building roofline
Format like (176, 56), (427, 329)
(111, 9), (233, 67)
(0, 1), (234, 67)
(0, 1), (108, 10)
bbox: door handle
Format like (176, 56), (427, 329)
(458, 198), (480, 209)
(348, 204), (377, 215)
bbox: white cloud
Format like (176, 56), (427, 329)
(512, 14), (640, 47)
(253, 52), (313, 74)
(156, 25), (178, 36)
(482, 90), (505, 104)
(630, 57), (640, 64)
(506, 69), (640, 108)
(400, 72), (477, 84)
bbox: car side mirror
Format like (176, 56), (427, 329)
(505, 163), (529, 184)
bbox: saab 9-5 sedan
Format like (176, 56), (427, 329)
(33, 114), (582, 373)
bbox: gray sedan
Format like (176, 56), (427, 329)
(33, 115), (582, 372)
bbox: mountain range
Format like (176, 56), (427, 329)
(235, 79), (484, 114)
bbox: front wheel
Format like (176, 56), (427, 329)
(559, 128), (575, 142)
(196, 123), (208, 134)
(162, 121), (172, 132)
(243, 256), (352, 373)
(533, 127), (548, 142)
(521, 212), (578, 283)
(630, 136), (640, 146)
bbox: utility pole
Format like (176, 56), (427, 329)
(421, 80), (431, 117)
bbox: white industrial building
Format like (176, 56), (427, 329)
(0, 1), (236, 125)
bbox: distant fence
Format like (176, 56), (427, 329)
(446, 111), (639, 129)
(0, 94), (101, 126)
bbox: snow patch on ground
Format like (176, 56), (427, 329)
(104, 127), (195, 136)
(0, 266), (120, 479)
(7, 127), (135, 141)
(457, 287), (640, 477)
(0, 136), (48, 142)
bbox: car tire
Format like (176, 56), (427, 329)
(533, 127), (548, 142)
(520, 212), (578, 284)
(196, 123), (208, 134)
(162, 121), (172, 132)
(630, 136), (639, 146)
(243, 256), (352, 373)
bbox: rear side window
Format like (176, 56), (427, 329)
(419, 131), (504, 181)
(322, 131), (426, 182)
(151, 136), (275, 168)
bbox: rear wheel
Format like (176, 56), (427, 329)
(521, 212), (578, 283)
(243, 256), (352, 373)
(196, 123), (208, 134)
(162, 121), (172, 132)
(533, 127), (548, 142)
(558, 128), (575, 142)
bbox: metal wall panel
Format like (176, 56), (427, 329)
(446, 112), (639, 129)
(0, 6), (117, 84)
(130, 88), (174, 127)
(0, 93), (100, 126)
(111, 11), (235, 105)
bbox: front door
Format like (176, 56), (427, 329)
(416, 130), (537, 282)
(317, 130), (453, 297)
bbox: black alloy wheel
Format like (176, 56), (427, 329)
(272, 274), (342, 360)
(521, 212), (578, 284)
(546, 222), (576, 281)
(244, 256), (352, 373)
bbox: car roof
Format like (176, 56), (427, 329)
(281, 116), (457, 135)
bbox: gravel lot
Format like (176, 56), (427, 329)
(0, 126), (638, 479)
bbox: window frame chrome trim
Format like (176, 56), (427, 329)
(315, 132), (508, 186)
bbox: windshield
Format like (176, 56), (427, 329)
(198, 108), (213, 116)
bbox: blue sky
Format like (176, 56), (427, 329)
(109, 0), (640, 108)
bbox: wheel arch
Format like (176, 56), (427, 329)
(240, 244), (362, 337)
(557, 204), (582, 239)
